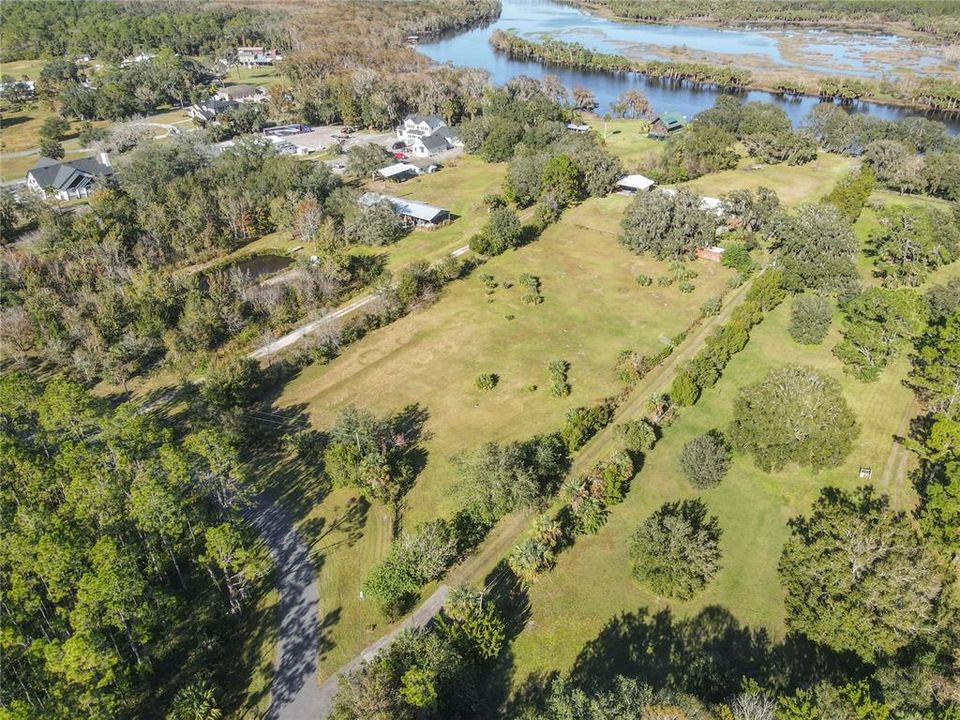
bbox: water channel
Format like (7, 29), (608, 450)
(419, 0), (960, 131)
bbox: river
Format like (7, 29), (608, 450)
(419, 0), (960, 132)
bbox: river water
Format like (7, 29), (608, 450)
(419, 0), (959, 131)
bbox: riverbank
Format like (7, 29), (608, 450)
(490, 30), (960, 115)
(566, 0), (960, 45)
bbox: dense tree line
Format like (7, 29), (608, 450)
(0, 374), (263, 717)
(806, 104), (960, 200)
(0, 0), (281, 62)
(0, 136), (385, 383)
(490, 30), (752, 89)
(51, 53), (213, 120)
(489, 29), (960, 112)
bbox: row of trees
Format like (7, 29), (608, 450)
(489, 28), (960, 111)
(0, 374), (265, 718)
(490, 30), (753, 88)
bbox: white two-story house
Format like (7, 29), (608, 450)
(396, 115), (461, 158)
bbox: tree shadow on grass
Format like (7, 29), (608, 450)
(475, 560), (535, 718)
(565, 605), (868, 703)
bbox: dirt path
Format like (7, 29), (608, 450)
(314, 585), (451, 719)
(878, 396), (920, 508)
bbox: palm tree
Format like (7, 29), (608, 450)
(168, 679), (222, 720)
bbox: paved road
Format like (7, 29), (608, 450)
(241, 495), (322, 720)
(314, 584), (451, 718)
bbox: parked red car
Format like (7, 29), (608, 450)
(393, 151), (407, 160)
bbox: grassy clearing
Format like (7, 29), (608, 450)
(0, 59), (46, 81)
(359, 154), (508, 269)
(594, 118), (663, 169)
(505, 295), (923, 685)
(684, 151), (856, 205)
(268, 193), (734, 679)
(220, 64), (283, 88)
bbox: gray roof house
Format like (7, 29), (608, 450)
(26, 154), (114, 200)
(188, 98), (237, 122)
(359, 192), (450, 228)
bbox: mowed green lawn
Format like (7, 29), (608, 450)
(357, 155), (508, 270)
(268, 193), (734, 678)
(505, 295), (923, 686)
(684, 151), (856, 206)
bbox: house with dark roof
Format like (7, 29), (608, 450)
(187, 98), (237, 122)
(398, 117), (461, 158)
(648, 112), (687, 139)
(26, 154), (114, 200)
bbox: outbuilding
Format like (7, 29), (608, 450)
(648, 112), (687, 139)
(376, 163), (421, 182)
(359, 192), (450, 228)
(616, 174), (656, 194)
(696, 246), (726, 262)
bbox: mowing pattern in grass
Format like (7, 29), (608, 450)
(269, 196), (733, 678)
(504, 300), (921, 685)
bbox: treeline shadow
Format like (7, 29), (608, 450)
(493, 605), (869, 717)
(564, 606), (867, 702)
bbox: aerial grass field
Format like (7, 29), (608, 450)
(266, 192), (735, 678)
(683, 151), (856, 205)
(503, 295), (925, 687)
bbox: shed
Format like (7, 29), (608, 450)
(696, 246), (726, 262)
(566, 123), (591, 133)
(616, 174), (656, 194)
(648, 112), (687, 139)
(376, 163), (421, 182)
(359, 192), (450, 228)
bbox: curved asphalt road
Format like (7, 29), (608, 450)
(242, 495), (322, 720)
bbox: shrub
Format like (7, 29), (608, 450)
(679, 430), (732, 488)
(475, 373), (498, 390)
(548, 359), (570, 397)
(789, 294), (832, 344)
(561, 401), (616, 452)
(745, 270), (786, 311)
(700, 296), (722, 317)
(615, 419), (658, 453)
(678, 281), (695, 294)
(519, 273), (543, 305)
(670, 370), (700, 407)
(721, 244), (755, 275)
(656, 274), (673, 287)
(635, 273), (653, 286)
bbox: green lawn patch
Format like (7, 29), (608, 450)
(502, 297), (922, 688)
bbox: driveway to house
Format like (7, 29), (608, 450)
(241, 494), (323, 720)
